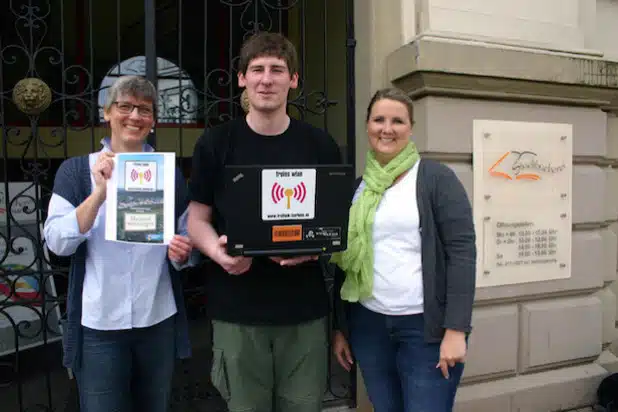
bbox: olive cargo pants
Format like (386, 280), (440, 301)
(210, 317), (328, 412)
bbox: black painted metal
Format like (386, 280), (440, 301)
(0, 1), (356, 411)
(144, 0), (158, 148)
(344, 0), (357, 406)
(345, 0), (357, 169)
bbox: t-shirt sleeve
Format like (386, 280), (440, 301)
(188, 129), (218, 206)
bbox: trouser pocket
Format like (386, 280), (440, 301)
(274, 317), (328, 408)
(211, 348), (231, 401)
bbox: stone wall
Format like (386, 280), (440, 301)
(353, 0), (618, 410)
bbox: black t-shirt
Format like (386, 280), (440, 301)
(188, 117), (342, 325)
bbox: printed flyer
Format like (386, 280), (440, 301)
(105, 152), (176, 245)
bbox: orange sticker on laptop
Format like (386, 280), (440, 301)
(272, 225), (302, 242)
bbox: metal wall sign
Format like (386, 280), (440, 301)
(473, 120), (573, 288)
(0, 0), (357, 410)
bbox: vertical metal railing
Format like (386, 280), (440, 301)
(145, 0), (158, 149)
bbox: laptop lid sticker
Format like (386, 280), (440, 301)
(261, 168), (316, 221)
(272, 225), (303, 242)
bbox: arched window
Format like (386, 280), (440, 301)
(98, 56), (197, 124)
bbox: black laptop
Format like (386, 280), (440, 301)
(222, 164), (355, 257)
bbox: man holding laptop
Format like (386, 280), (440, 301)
(187, 32), (348, 412)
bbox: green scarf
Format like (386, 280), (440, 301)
(331, 142), (420, 301)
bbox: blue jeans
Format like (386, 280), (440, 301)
(74, 316), (176, 412)
(349, 304), (464, 412)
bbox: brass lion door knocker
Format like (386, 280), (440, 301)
(12, 78), (52, 115)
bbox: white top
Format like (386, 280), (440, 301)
(43, 144), (178, 330)
(361, 161), (424, 315)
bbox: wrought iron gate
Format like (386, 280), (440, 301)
(0, 0), (357, 411)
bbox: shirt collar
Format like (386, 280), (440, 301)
(100, 137), (155, 153)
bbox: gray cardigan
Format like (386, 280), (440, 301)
(333, 158), (477, 342)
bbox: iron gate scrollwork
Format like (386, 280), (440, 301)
(0, 0), (356, 411)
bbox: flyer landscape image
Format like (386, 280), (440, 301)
(105, 152), (176, 244)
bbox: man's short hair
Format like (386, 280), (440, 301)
(238, 32), (299, 75)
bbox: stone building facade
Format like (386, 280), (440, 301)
(352, 0), (618, 410)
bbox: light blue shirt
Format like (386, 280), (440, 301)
(44, 140), (187, 331)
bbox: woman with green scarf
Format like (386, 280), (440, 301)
(331, 88), (476, 412)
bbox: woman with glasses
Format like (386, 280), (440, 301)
(44, 75), (193, 412)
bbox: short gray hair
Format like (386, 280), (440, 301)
(103, 75), (157, 112)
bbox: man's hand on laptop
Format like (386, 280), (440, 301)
(213, 235), (253, 275)
(270, 255), (319, 266)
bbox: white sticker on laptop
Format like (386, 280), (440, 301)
(262, 168), (316, 221)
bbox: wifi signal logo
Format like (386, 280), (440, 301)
(130, 168), (152, 185)
(271, 182), (307, 209)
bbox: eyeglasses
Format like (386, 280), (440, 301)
(113, 101), (154, 117)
